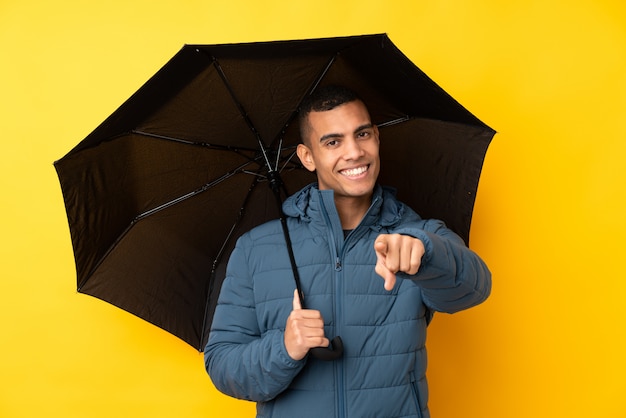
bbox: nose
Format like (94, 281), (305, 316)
(343, 137), (365, 161)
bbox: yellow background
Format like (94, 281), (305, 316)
(2, 0), (625, 417)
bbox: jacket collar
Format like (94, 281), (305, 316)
(282, 183), (405, 229)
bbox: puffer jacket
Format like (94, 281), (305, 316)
(205, 183), (491, 418)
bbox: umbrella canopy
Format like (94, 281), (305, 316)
(54, 34), (495, 351)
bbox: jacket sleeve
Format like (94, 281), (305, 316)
(204, 236), (305, 402)
(395, 219), (492, 313)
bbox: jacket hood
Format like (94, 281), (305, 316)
(282, 183), (407, 229)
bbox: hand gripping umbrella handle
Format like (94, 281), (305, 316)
(269, 171), (344, 361)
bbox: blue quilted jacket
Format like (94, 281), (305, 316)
(205, 184), (491, 417)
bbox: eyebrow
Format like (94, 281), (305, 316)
(318, 123), (374, 143)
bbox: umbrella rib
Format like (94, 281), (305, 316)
(279, 149), (300, 173)
(377, 115), (411, 128)
(307, 53), (338, 95)
(209, 176), (261, 276)
(132, 129), (259, 155)
(201, 175), (264, 348)
(135, 162), (255, 221)
(210, 58), (274, 172)
(241, 170), (268, 179)
(274, 138), (283, 172)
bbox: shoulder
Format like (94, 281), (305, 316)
(379, 187), (464, 244)
(378, 186), (422, 227)
(231, 220), (287, 258)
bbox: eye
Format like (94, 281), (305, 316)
(325, 139), (339, 147)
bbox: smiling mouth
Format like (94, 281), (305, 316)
(340, 165), (369, 177)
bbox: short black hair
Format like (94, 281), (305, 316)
(298, 85), (362, 143)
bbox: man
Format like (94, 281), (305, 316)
(205, 85), (491, 417)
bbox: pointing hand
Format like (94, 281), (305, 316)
(374, 234), (425, 291)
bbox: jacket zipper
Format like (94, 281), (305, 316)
(316, 195), (346, 417)
(334, 256), (345, 418)
(319, 193), (382, 418)
(333, 227), (372, 418)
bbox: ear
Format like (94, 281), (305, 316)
(297, 143), (316, 172)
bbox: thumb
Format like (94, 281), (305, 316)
(292, 289), (302, 310)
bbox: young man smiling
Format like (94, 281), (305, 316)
(205, 85), (491, 417)
(296, 98), (381, 230)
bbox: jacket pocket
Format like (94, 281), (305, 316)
(410, 372), (424, 418)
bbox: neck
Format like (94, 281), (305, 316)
(334, 194), (372, 230)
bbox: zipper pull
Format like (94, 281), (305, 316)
(335, 257), (342, 271)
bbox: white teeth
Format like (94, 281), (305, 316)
(341, 166), (368, 177)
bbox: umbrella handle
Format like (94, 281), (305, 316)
(310, 336), (344, 361)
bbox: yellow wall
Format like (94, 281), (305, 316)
(2, 0), (625, 417)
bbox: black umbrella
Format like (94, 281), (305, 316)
(54, 34), (495, 352)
